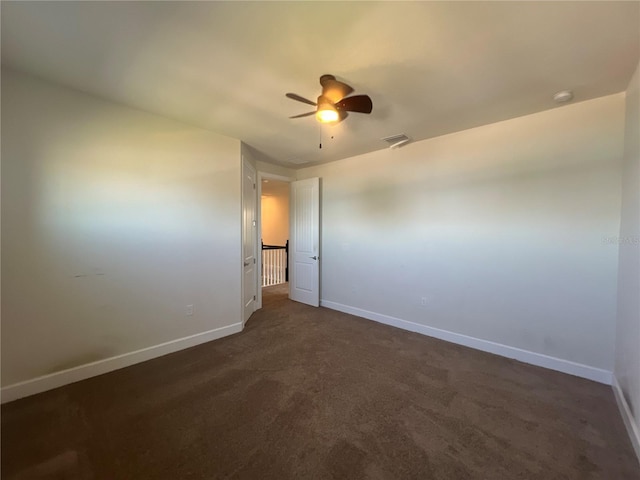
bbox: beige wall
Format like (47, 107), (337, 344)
(1, 70), (242, 387)
(615, 61), (640, 436)
(261, 182), (289, 246)
(298, 93), (625, 371)
(256, 160), (295, 179)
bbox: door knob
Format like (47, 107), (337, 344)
(309, 256), (318, 260)
(244, 261), (250, 266)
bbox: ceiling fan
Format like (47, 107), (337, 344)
(286, 74), (373, 124)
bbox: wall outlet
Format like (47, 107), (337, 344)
(186, 304), (194, 316)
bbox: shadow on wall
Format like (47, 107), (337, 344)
(347, 153), (619, 229)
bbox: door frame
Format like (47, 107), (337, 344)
(256, 171), (294, 310)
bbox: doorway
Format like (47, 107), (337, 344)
(261, 178), (290, 287)
(256, 173), (321, 310)
(257, 173), (292, 309)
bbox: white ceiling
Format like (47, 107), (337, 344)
(2, 1), (638, 168)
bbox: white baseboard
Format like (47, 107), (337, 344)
(612, 376), (640, 462)
(321, 300), (613, 385)
(1, 323), (243, 404)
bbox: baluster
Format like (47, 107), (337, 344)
(277, 249), (281, 284)
(270, 251), (274, 286)
(267, 250), (271, 286)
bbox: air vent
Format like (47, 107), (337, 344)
(553, 90), (573, 104)
(381, 133), (410, 149)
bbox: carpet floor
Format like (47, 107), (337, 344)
(2, 286), (639, 479)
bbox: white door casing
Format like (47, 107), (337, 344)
(289, 177), (320, 307)
(242, 158), (257, 323)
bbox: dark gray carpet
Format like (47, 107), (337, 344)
(2, 286), (639, 479)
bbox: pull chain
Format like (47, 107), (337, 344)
(319, 124), (322, 149)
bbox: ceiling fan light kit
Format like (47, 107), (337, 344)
(316, 96), (340, 123)
(286, 74), (373, 125)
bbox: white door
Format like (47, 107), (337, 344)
(242, 158), (257, 323)
(289, 177), (320, 307)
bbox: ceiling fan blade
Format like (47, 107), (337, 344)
(286, 93), (317, 106)
(336, 95), (373, 114)
(289, 111), (316, 119)
(320, 74), (354, 103)
(337, 110), (349, 123)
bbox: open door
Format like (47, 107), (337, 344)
(289, 177), (320, 306)
(242, 158), (257, 323)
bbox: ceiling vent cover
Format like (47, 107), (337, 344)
(381, 133), (410, 149)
